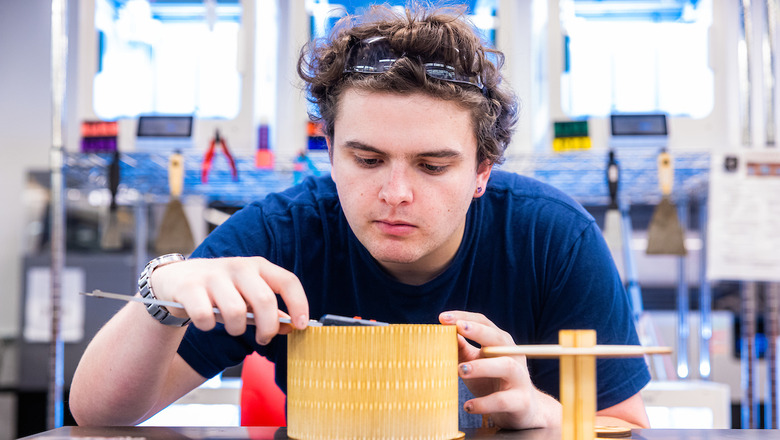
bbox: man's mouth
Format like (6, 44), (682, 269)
(374, 219), (416, 236)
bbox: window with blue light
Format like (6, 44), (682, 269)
(93, 0), (242, 120)
(306, 0), (497, 44)
(560, 0), (713, 118)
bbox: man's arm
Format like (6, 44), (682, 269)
(70, 256), (310, 425)
(596, 392), (650, 428)
(70, 301), (205, 425)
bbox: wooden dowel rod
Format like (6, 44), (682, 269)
(481, 345), (671, 358)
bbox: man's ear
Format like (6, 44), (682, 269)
(474, 161), (493, 198)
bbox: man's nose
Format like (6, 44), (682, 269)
(378, 165), (413, 205)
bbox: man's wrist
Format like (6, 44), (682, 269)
(138, 253), (190, 327)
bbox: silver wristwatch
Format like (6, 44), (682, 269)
(138, 253), (190, 327)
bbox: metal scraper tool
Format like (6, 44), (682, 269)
(81, 289), (323, 326)
(82, 290), (390, 326)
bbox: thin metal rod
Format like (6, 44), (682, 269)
(741, 281), (759, 428)
(698, 199), (712, 380)
(764, 0), (778, 145)
(741, 0), (755, 146)
(48, 0), (68, 431)
(621, 207), (667, 380)
(620, 206), (643, 320)
(134, 200), (148, 292)
(767, 282), (780, 429)
(676, 200), (689, 379)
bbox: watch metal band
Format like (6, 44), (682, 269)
(138, 253), (190, 327)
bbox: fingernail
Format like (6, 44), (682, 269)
(297, 314), (308, 328)
(459, 320), (470, 331)
(464, 402), (473, 413)
(460, 363), (472, 376)
(442, 313), (454, 322)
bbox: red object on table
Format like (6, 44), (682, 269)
(240, 352), (286, 427)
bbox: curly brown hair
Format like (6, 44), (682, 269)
(297, 3), (518, 166)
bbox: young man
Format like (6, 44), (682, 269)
(70, 5), (650, 429)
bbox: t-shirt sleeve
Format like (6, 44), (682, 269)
(175, 204), (277, 379)
(529, 219), (651, 410)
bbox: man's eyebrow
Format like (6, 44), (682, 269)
(342, 140), (463, 159)
(342, 140), (383, 154)
(417, 149), (462, 159)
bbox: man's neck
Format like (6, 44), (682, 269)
(379, 261), (447, 286)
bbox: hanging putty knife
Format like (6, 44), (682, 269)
(646, 149), (686, 255)
(602, 149), (624, 278)
(155, 150), (195, 255)
(100, 150), (122, 250)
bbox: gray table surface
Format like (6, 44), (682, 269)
(19, 427), (780, 440)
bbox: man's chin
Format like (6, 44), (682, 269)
(372, 253), (420, 265)
(368, 247), (423, 266)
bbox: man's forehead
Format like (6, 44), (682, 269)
(333, 89), (474, 129)
(331, 88), (478, 156)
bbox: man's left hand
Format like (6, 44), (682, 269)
(439, 311), (562, 430)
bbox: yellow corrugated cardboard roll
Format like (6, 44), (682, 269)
(287, 324), (460, 440)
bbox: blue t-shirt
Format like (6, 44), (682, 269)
(178, 170), (650, 416)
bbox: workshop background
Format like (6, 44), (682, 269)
(1, 0), (779, 439)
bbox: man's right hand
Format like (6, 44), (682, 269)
(70, 256), (309, 426)
(150, 256), (311, 344)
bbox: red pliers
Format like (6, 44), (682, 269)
(201, 129), (238, 183)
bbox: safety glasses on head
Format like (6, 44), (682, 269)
(343, 36), (486, 94)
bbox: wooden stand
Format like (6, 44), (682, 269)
(559, 330), (596, 440)
(482, 330), (671, 440)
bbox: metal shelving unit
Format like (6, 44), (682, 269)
(64, 147), (710, 206)
(502, 147), (710, 206)
(64, 153), (301, 206)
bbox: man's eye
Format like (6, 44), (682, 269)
(421, 163), (447, 174)
(355, 156), (380, 167)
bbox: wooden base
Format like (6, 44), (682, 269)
(595, 426), (632, 438)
